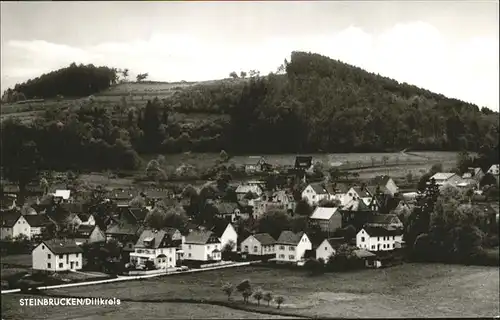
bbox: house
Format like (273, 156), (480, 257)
(1, 196), (18, 211)
(240, 233), (276, 257)
(211, 222), (238, 252)
(341, 198), (376, 231)
(23, 214), (52, 239)
(294, 156), (313, 171)
(116, 207), (149, 225)
(73, 224), (106, 246)
(356, 226), (404, 251)
(77, 213), (96, 226)
(301, 183), (332, 206)
(462, 167), (484, 182)
(309, 207), (342, 234)
(105, 221), (143, 253)
(429, 172), (463, 187)
(328, 183), (350, 204)
(251, 198), (288, 219)
(487, 164), (499, 176)
(244, 156), (268, 173)
(129, 228), (182, 269)
(107, 189), (140, 207)
(53, 189), (72, 203)
(315, 237), (345, 262)
(144, 189), (169, 206)
(1, 184), (20, 198)
(235, 184), (263, 201)
(32, 239), (83, 271)
(344, 187), (373, 207)
(365, 214), (403, 229)
(275, 231), (312, 264)
(369, 176), (399, 196)
(213, 202), (241, 223)
(182, 230), (222, 261)
(0, 211), (31, 240)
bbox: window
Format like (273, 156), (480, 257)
(371, 245), (375, 249)
(325, 247), (328, 250)
(377, 237), (380, 241)
(289, 255), (295, 260)
(188, 253), (192, 258)
(253, 246), (258, 253)
(393, 236), (395, 240)
(169, 257), (172, 262)
(244, 245), (249, 252)
(59, 263), (63, 268)
(76, 261), (79, 267)
(289, 246), (294, 251)
(383, 244), (386, 249)
(361, 237), (365, 242)
(76, 253), (79, 258)
(47, 263), (51, 268)
(392, 243), (395, 248)
(279, 254), (285, 259)
(207, 245), (210, 249)
(47, 254), (51, 259)
(188, 245), (192, 249)
(42, 245), (45, 250)
(279, 245), (285, 250)
(59, 254), (63, 259)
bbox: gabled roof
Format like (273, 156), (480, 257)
(41, 239), (83, 254)
(0, 210), (22, 227)
(295, 156), (313, 169)
(106, 221), (141, 236)
(135, 228), (181, 248)
(343, 198), (371, 212)
(129, 208), (149, 222)
(211, 222), (233, 237)
(214, 202), (238, 215)
(321, 237), (345, 249)
(330, 183), (350, 194)
(107, 189), (139, 200)
(73, 224), (97, 238)
(362, 226), (404, 237)
(276, 231), (305, 245)
(235, 185), (262, 194)
(352, 187), (371, 198)
(371, 175), (392, 186)
(184, 230), (220, 245)
(24, 214), (52, 227)
(430, 172), (457, 181)
(144, 189), (169, 199)
(252, 233), (276, 246)
(310, 207), (339, 220)
(487, 164), (499, 174)
(308, 183), (329, 195)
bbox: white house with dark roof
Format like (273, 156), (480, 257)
(316, 237), (345, 262)
(213, 201), (241, 223)
(370, 176), (399, 196)
(309, 207), (342, 233)
(487, 164), (499, 176)
(429, 172), (463, 187)
(53, 190), (72, 202)
(32, 239), (83, 271)
(244, 156), (268, 173)
(211, 223), (238, 252)
(24, 214), (52, 239)
(241, 233), (276, 257)
(0, 211), (31, 240)
(182, 230), (222, 261)
(301, 183), (331, 206)
(73, 224), (106, 246)
(356, 226), (403, 252)
(344, 187), (373, 206)
(129, 228), (182, 269)
(275, 231), (312, 264)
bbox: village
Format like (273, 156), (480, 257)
(1, 155), (499, 291)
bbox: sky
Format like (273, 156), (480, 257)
(1, 1), (499, 111)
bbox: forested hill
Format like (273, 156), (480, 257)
(1, 51), (498, 172)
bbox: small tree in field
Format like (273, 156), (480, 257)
(253, 288), (263, 305)
(275, 296), (284, 309)
(263, 292), (273, 306)
(242, 287), (253, 304)
(222, 282), (234, 301)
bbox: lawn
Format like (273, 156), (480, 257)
(1, 294), (291, 320)
(26, 263), (500, 318)
(1, 254), (32, 267)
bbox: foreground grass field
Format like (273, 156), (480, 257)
(3, 263), (497, 319)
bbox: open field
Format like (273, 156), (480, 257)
(1, 255), (32, 268)
(6, 263), (495, 318)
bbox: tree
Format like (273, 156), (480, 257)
(430, 163), (443, 175)
(229, 71), (239, 79)
(240, 71), (247, 78)
(242, 287), (253, 304)
(222, 283), (234, 301)
(136, 73), (148, 82)
(295, 199), (312, 216)
(253, 288), (263, 305)
(263, 292), (273, 306)
(275, 296), (284, 309)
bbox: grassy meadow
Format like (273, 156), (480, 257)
(2, 263), (496, 319)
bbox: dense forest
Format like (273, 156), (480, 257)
(1, 63), (119, 102)
(1, 51), (498, 176)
